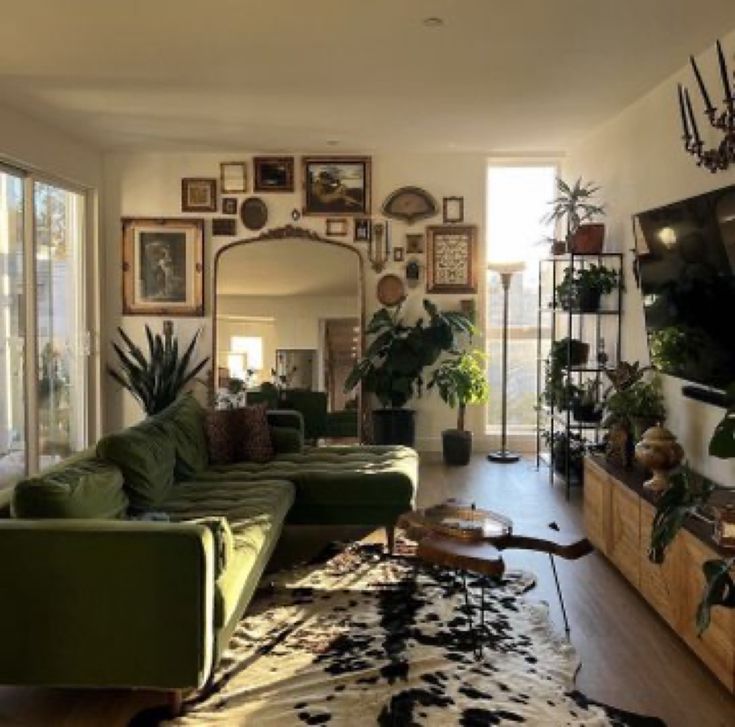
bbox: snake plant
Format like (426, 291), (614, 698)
(107, 322), (209, 416)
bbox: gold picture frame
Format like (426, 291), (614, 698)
(426, 225), (478, 294)
(302, 156), (371, 216)
(182, 178), (217, 212)
(122, 218), (205, 316)
(220, 162), (248, 194)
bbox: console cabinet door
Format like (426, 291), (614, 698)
(583, 459), (608, 552)
(639, 500), (680, 627)
(608, 479), (640, 587)
(678, 531), (735, 692)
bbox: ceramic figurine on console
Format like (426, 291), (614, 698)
(634, 425), (684, 492)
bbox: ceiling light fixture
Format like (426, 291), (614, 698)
(422, 17), (444, 28)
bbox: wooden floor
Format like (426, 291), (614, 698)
(1, 454), (733, 726)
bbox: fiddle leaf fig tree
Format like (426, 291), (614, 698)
(345, 299), (474, 409)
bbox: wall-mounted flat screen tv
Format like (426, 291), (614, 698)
(635, 184), (735, 392)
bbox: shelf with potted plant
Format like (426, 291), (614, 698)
(535, 181), (623, 498)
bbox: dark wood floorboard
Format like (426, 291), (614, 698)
(0, 454), (732, 726)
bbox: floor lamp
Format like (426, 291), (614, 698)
(487, 260), (526, 463)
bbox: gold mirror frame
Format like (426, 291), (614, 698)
(212, 225), (367, 440)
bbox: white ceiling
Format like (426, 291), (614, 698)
(1, 1), (735, 152)
(216, 239), (359, 297)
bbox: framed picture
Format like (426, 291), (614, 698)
(393, 247), (405, 262)
(426, 225), (478, 294)
(182, 178), (217, 212)
(253, 156), (294, 192)
(302, 156), (371, 216)
(121, 218), (204, 316)
(354, 218), (372, 242)
(220, 162), (248, 193)
(406, 233), (424, 254)
(325, 218), (348, 237)
(222, 197), (238, 215)
(212, 218), (237, 236)
(443, 196), (464, 223)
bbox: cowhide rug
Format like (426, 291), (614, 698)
(133, 541), (665, 726)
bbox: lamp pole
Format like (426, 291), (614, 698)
(487, 262), (524, 463)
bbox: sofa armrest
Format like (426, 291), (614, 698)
(0, 519), (216, 690)
(270, 425), (304, 455)
(267, 409), (304, 435)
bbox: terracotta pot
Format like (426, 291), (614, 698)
(569, 224), (605, 254)
(634, 425), (684, 492)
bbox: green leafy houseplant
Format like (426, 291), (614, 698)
(542, 430), (585, 480)
(543, 338), (588, 410)
(108, 322), (209, 416)
(572, 379), (602, 423)
(345, 300), (474, 445)
(556, 264), (621, 312)
(544, 177), (606, 253)
(602, 365), (665, 439)
(429, 350), (489, 465)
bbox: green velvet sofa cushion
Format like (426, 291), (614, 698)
(97, 420), (176, 510)
(11, 459), (128, 520)
(270, 425), (303, 455)
(152, 395), (209, 480)
(185, 516), (233, 579)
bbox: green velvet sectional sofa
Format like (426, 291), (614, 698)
(0, 395), (417, 705)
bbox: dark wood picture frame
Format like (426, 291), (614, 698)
(302, 156), (371, 216)
(220, 162), (248, 194)
(121, 217), (204, 316)
(426, 225), (478, 294)
(253, 156), (294, 192)
(442, 196), (465, 223)
(393, 247), (405, 262)
(354, 218), (372, 242)
(222, 197), (238, 214)
(182, 178), (217, 212)
(212, 218), (237, 236)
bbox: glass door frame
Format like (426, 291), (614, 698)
(1, 160), (95, 478)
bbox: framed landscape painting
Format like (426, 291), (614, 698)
(122, 218), (204, 316)
(302, 156), (371, 216)
(426, 225), (478, 293)
(254, 156), (294, 192)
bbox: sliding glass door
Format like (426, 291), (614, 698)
(0, 167), (87, 488)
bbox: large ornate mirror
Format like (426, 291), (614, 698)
(213, 226), (364, 442)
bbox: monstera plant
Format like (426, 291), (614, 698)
(345, 299), (474, 446)
(108, 321), (209, 416)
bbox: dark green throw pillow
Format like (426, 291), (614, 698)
(153, 394), (209, 480)
(97, 419), (176, 510)
(12, 459), (128, 519)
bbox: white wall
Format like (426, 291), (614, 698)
(102, 151), (489, 450)
(564, 28), (735, 487)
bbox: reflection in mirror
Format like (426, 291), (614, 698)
(215, 236), (362, 443)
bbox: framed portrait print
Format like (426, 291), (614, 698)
(406, 233), (424, 254)
(442, 196), (464, 223)
(302, 156), (371, 216)
(122, 218), (204, 316)
(222, 197), (238, 214)
(426, 225), (477, 294)
(354, 218), (372, 242)
(182, 178), (217, 212)
(253, 156), (294, 192)
(325, 218), (348, 236)
(393, 247), (405, 262)
(220, 162), (248, 194)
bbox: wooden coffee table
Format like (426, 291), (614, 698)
(398, 500), (593, 639)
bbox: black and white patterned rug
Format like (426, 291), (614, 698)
(133, 542), (665, 726)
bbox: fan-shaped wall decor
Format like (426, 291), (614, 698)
(381, 186), (438, 225)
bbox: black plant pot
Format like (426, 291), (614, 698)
(578, 287), (602, 313)
(442, 429), (472, 466)
(572, 402), (603, 423)
(372, 408), (416, 447)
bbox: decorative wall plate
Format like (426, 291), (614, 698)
(376, 274), (406, 306)
(381, 186), (438, 225)
(241, 197), (268, 230)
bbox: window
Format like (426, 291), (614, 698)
(0, 166), (89, 488)
(230, 336), (264, 371)
(486, 163), (557, 433)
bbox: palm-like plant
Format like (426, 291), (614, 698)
(544, 177), (605, 242)
(428, 350), (489, 431)
(107, 321), (209, 416)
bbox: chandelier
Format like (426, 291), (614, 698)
(678, 39), (735, 173)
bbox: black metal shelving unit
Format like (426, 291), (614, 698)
(535, 252), (623, 499)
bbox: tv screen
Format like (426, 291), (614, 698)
(635, 185), (735, 392)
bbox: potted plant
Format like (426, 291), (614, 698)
(543, 430), (585, 481)
(544, 177), (606, 254)
(572, 379), (603, 423)
(428, 349), (489, 465)
(345, 299), (474, 446)
(543, 337), (589, 410)
(602, 361), (666, 467)
(556, 264), (621, 312)
(108, 320), (209, 416)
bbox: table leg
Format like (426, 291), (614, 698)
(548, 553), (571, 639)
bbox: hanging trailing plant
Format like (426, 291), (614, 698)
(107, 321), (209, 416)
